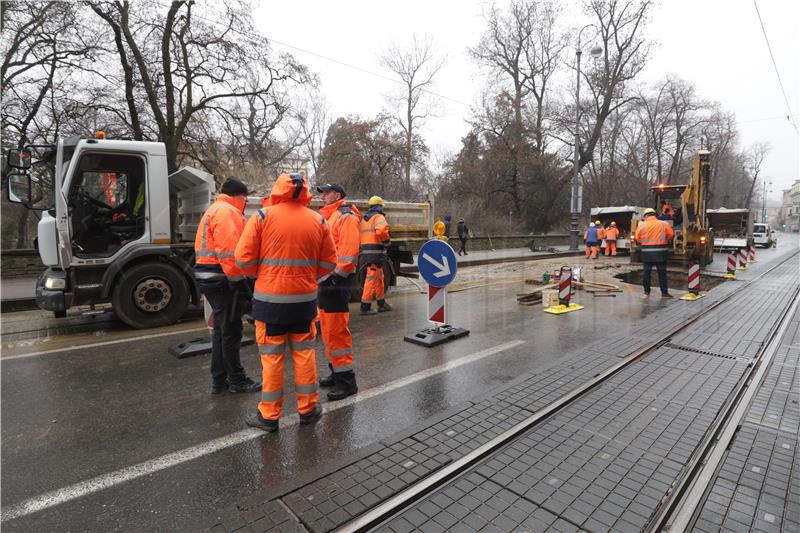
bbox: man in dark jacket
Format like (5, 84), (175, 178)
(443, 215), (452, 238)
(457, 218), (469, 256)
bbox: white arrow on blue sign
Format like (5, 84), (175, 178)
(418, 239), (458, 288)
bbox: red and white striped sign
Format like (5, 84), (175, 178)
(738, 248), (747, 268)
(687, 263), (700, 292)
(428, 285), (446, 324)
(558, 267), (572, 306)
(727, 252), (736, 274)
(748, 244), (756, 262)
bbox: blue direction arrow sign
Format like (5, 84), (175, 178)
(418, 239), (458, 288)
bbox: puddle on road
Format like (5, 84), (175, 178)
(614, 270), (726, 292)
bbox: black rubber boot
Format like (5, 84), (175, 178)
(327, 371), (358, 401)
(377, 300), (393, 312)
(360, 303), (376, 315)
(229, 377), (261, 393)
(299, 404), (323, 425)
(319, 363), (335, 387)
(246, 412), (279, 432)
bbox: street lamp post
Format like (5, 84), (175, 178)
(569, 26), (603, 250)
(762, 178), (772, 223)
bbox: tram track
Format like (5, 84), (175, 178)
(338, 249), (800, 532)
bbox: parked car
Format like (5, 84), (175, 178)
(753, 223), (773, 248)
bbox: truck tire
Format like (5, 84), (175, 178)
(112, 262), (189, 329)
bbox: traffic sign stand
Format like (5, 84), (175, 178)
(543, 266), (584, 315)
(404, 239), (470, 348)
(169, 297), (254, 358)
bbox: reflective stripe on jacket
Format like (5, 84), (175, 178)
(194, 194), (247, 281)
(635, 216), (674, 261)
(605, 227), (620, 240)
(320, 199), (361, 277)
(234, 174), (337, 324)
(360, 209), (390, 263)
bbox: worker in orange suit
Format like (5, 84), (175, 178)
(316, 183), (360, 401)
(594, 220), (605, 256)
(605, 221), (620, 256)
(584, 222), (599, 259)
(235, 173), (337, 432)
(194, 177), (261, 395)
(360, 196), (392, 314)
(634, 207), (674, 298)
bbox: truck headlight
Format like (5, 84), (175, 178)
(45, 277), (66, 290)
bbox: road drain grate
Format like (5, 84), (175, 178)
(665, 342), (743, 360)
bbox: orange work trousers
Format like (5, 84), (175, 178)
(319, 309), (353, 371)
(361, 264), (384, 303)
(585, 244), (599, 259)
(605, 239), (617, 256)
(255, 320), (319, 421)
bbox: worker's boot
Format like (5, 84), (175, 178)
(246, 412), (279, 433)
(319, 363), (335, 387)
(360, 303), (376, 315)
(327, 371), (358, 401)
(299, 404), (323, 425)
(228, 377), (261, 393)
(377, 300), (393, 313)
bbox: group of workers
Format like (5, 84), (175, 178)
(193, 175), (393, 432)
(583, 220), (621, 258)
(583, 208), (674, 297)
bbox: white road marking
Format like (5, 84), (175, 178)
(0, 339), (524, 521)
(2, 327), (208, 361)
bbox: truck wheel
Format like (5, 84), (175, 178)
(113, 262), (189, 329)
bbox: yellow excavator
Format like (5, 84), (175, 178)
(631, 150), (714, 266)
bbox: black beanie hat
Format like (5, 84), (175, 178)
(220, 176), (248, 196)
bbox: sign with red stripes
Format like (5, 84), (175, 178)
(428, 285), (446, 325)
(687, 263), (700, 292)
(727, 252), (736, 274)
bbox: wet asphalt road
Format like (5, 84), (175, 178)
(1, 237), (795, 531)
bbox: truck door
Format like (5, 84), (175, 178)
(66, 152), (147, 258)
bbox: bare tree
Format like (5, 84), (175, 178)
(743, 142), (771, 208)
(89, 0), (310, 173)
(579, 0), (652, 170)
(298, 92), (332, 181)
(380, 34), (443, 189)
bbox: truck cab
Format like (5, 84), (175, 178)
(7, 135), (211, 328)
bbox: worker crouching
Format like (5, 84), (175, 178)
(360, 196), (393, 314)
(235, 173), (337, 432)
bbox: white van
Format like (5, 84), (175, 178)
(753, 223), (773, 248)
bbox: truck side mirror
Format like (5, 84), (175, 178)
(7, 172), (32, 205)
(6, 149), (32, 170)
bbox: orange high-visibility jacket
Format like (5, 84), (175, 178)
(234, 174), (337, 324)
(596, 227), (606, 240)
(360, 207), (390, 264)
(605, 226), (620, 240)
(635, 215), (674, 261)
(320, 199), (361, 277)
(194, 194), (247, 282)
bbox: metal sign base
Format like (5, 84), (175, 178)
(169, 336), (254, 359)
(680, 292), (705, 301)
(404, 325), (469, 347)
(543, 303), (584, 315)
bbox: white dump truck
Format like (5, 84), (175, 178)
(706, 208), (753, 252)
(589, 205), (645, 255)
(5, 135), (430, 328)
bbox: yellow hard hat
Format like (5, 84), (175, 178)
(368, 195), (384, 206)
(595, 220), (601, 225)
(643, 208), (656, 216)
(611, 221), (616, 226)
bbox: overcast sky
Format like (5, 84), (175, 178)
(254, 0), (799, 200)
